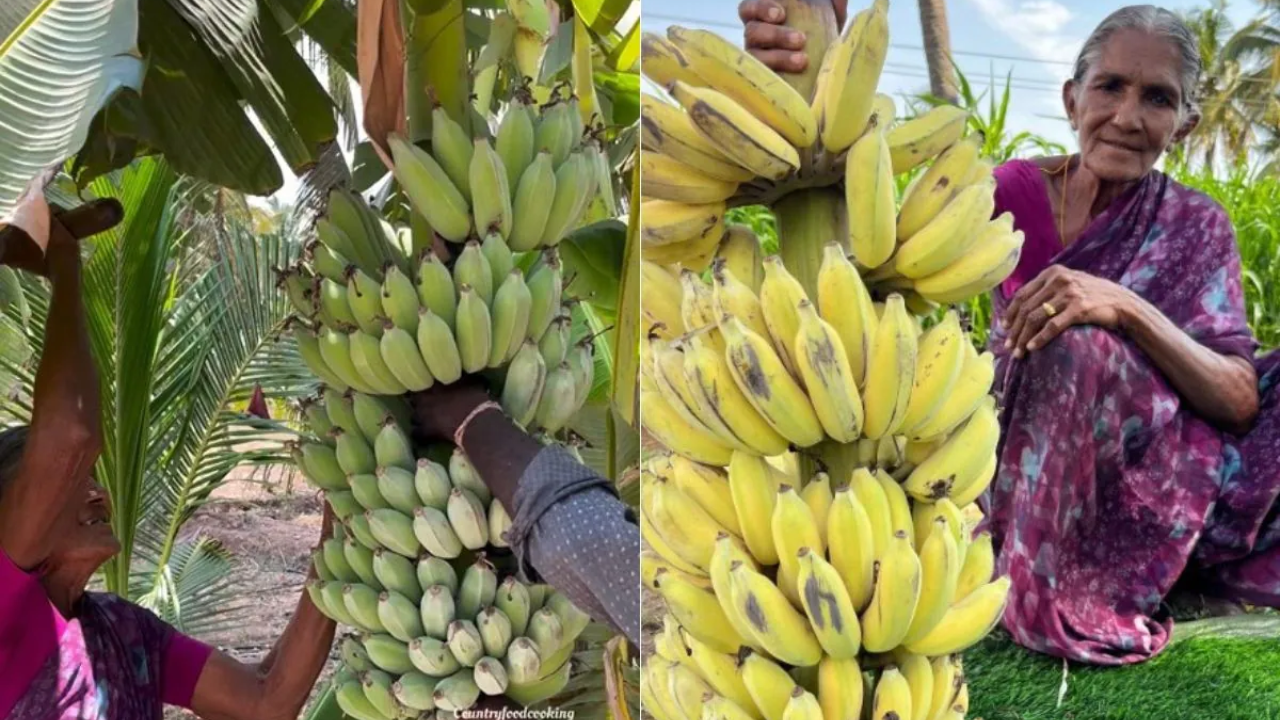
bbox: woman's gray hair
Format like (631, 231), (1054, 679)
(1072, 5), (1202, 117)
(0, 425), (29, 500)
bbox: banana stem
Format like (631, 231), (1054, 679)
(773, 186), (847, 299)
(776, 0), (840, 101)
(804, 439), (861, 488)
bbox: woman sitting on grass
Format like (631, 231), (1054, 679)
(740, 2), (1280, 665)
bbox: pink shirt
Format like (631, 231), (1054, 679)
(993, 158), (1068, 300)
(0, 549), (213, 719)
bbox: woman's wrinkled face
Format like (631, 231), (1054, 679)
(47, 475), (120, 568)
(1064, 28), (1196, 183)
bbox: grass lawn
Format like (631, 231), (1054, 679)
(964, 617), (1280, 720)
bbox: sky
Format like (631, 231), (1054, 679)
(641, 0), (1262, 154)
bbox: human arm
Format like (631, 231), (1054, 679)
(0, 201), (119, 569)
(738, 0), (847, 72)
(185, 502), (338, 720)
(1002, 265), (1259, 433)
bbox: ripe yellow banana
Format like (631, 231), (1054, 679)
(686, 632), (762, 718)
(951, 451), (997, 508)
(642, 152), (740, 203)
(800, 473), (832, 547)
(655, 568), (746, 654)
(727, 451), (784, 565)
(680, 266), (719, 336)
(828, 486), (876, 612)
(909, 343), (995, 441)
(902, 518), (961, 647)
(712, 259), (770, 342)
(886, 105), (970, 174)
(759, 255), (811, 375)
(646, 468), (735, 570)
(641, 260), (685, 338)
(653, 614), (696, 669)
(846, 121), (897, 270)
(911, 499), (965, 555)
(877, 467), (916, 547)
(717, 224), (765, 293)
(819, 0), (890, 153)
(796, 547), (862, 659)
(728, 561), (823, 667)
(903, 576), (1011, 656)
(641, 32), (708, 89)
(849, 468), (894, 561)
(643, 550), (711, 594)
(709, 533), (769, 656)
(644, 659), (688, 720)
(641, 510), (710, 578)
(817, 656), (863, 720)
(645, 214), (726, 272)
(741, 650), (799, 720)
(899, 311), (966, 436)
(654, 337), (749, 450)
(387, 133), (472, 242)
(862, 294), (918, 439)
(816, 243), (878, 388)
(781, 686), (823, 720)
(955, 531), (994, 602)
(642, 199), (726, 247)
(722, 316), (825, 448)
(894, 181), (997, 279)
(704, 693), (761, 720)
(668, 661), (716, 720)
(904, 396), (999, 502)
(666, 26), (817, 148)
(794, 300), (864, 443)
(667, 454), (744, 536)
(860, 530), (922, 653)
(872, 666), (913, 720)
(647, 337), (733, 448)
(897, 135), (984, 241)
(929, 655), (964, 720)
(641, 373), (735, 467)
(912, 222), (1025, 304)
(640, 94), (756, 182)
(888, 650), (933, 720)
(669, 81), (800, 181)
(685, 337), (792, 456)
(772, 485), (824, 608)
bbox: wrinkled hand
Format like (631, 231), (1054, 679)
(1, 199), (122, 277)
(408, 378), (495, 442)
(738, 0), (848, 72)
(1002, 265), (1134, 358)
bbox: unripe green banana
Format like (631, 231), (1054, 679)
(415, 458), (453, 510)
(432, 105), (474, 202)
(344, 583), (387, 632)
(455, 285), (493, 375)
(374, 419), (415, 472)
(394, 671), (439, 711)
(319, 326), (377, 394)
(470, 138), (513, 237)
(420, 585), (458, 640)
(281, 267), (317, 319)
(525, 250), (562, 341)
(319, 278), (359, 327)
(448, 449), (491, 504)
(347, 513), (382, 551)
(381, 265), (422, 334)
(380, 323), (435, 392)
(328, 189), (392, 280)
(298, 397), (333, 445)
(565, 97), (585, 150)
(545, 592), (591, 640)
(416, 251), (458, 329)
(533, 362), (577, 433)
(374, 466), (418, 516)
(538, 315), (571, 366)
(497, 100), (536, 192)
(488, 269), (533, 367)
(298, 442), (347, 491)
(528, 607), (565, 658)
(335, 428), (377, 475)
(373, 548), (421, 602)
(417, 555), (459, 596)
(433, 669), (481, 711)
(316, 218), (359, 269)
(567, 339), (595, 409)
(473, 656), (509, 696)
(350, 473), (389, 510)
(503, 637), (543, 685)
(458, 558), (499, 620)
(501, 340), (548, 428)
(349, 329), (409, 395)
(496, 577), (532, 636)
(447, 487), (490, 550)
(363, 633), (415, 674)
(344, 539), (382, 589)
(327, 490), (363, 520)
(311, 548), (334, 581)
(366, 508), (421, 557)
(506, 655), (571, 708)
(416, 308), (464, 385)
(539, 153), (589, 246)
(409, 636), (462, 677)
(536, 102), (575, 166)
(378, 589), (425, 642)
(324, 387), (362, 437)
(312, 242), (352, 283)
(323, 537), (359, 582)
(317, 581), (359, 625)
(388, 133), (472, 242)
(453, 241), (494, 307)
(341, 635), (373, 672)
(447, 619), (485, 667)
(477, 606), (514, 657)
(413, 505), (464, 558)
(489, 499), (513, 548)
(347, 269), (387, 336)
(335, 677), (382, 720)
(352, 393), (412, 441)
(481, 231), (515, 290)
(508, 152), (556, 251)
(292, 323), (349, 391)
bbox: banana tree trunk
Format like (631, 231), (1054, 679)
(402, 0), (470, 140)
(917, 0), (959, 104)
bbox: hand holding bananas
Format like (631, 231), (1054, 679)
(0, 198), (123, 278)
(1000, 264), (1133, 358)
(736, 0), (849, 71)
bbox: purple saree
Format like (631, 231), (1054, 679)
(982, 159), (1280, 665)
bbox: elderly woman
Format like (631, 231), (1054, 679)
(0, 201), (639, 719)
(740, 2), (1280, 665)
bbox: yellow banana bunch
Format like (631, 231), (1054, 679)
(654, 569), (745, 655)
(642, 152), (740, 203)
(667, 454), (744, 537)
(686, 632), (762, 717)
(653, 614), (695, 668)
(640, 373), (735, 467)
(644, 466), (734, 571)
(886, 105), (970, 174)
(951, 451), (998, 509)
(849, 467), (894, 560)
(794, 300), (864, 443)
(860, 530), (921, 653)
(713, 259), (770, 342)
(796, 547), (862, 659)
(902, 518), (961, 647)
(897, 135), (985, 241)
(894, 181), (997, 279)
(862, 294), (918, 439)
(669, 81), (800, 181)
(904, 396), (999, 502)
(640, 94), (755, 182)
(710, 533), (769, 655)
(872, 666), (913, 720)
(828, 485), (877, 612)
(817, 243), (879, 387)
(929, 655), (965, 720)
(902, 576), (1011, 656)
(818, 0), (890, 152)
(759, 255), (810, 375)
(727, 561), (823, 667)
(913, 222), (1025, 304)
(909, 342), (995, 441)
(722, 316), (824, 448)
(846, 121), (897, 270)
(741, 650), (799, 720)
(717, 224), (765, 293)
(668, 661), (716, 720)
(667, 26), (817, 148)
(641, 507), (709, 578)
(898, 311), (966, 435)
(645, 214), (726, 272)
(648, 337), (738, 452)
(800, 473), (833, 547)
(911, 499), (965, 555)
(817, 656), (863, 720)
(728, 451), (786, 565)
(781, 686), (823, 720)
(642, 550), (711, 593)
(955, 532), (995, 601)
(641, 260), (685, 338)
(878, 467), (916, 547)
(685, 337), (790, 456)
(772, 485), (824, 608)
(641, 33), (708, 89)
(889, 650), (934, 720)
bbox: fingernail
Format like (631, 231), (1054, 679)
(768, 7), (783, 20)
(1004, 339), (1012, 349)
(791, 52), (805, 66)
(1013, 348), (1023, 359)
(1028, 341), (1038, 350)
(790, 31), (804, 44)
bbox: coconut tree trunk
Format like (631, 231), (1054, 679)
(917, 0), (959, 104)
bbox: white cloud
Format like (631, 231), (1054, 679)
(966, 0), (1083, 75)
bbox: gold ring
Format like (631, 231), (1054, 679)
(1042, 302), (1057, 318)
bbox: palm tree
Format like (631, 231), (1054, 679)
(917, 0), (959, 104)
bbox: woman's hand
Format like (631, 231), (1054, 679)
(408, 379), (495, 442)
(0, 199), (121, 277)
(1002, 265), (1136, 358)
(739, 0), (848, 72)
